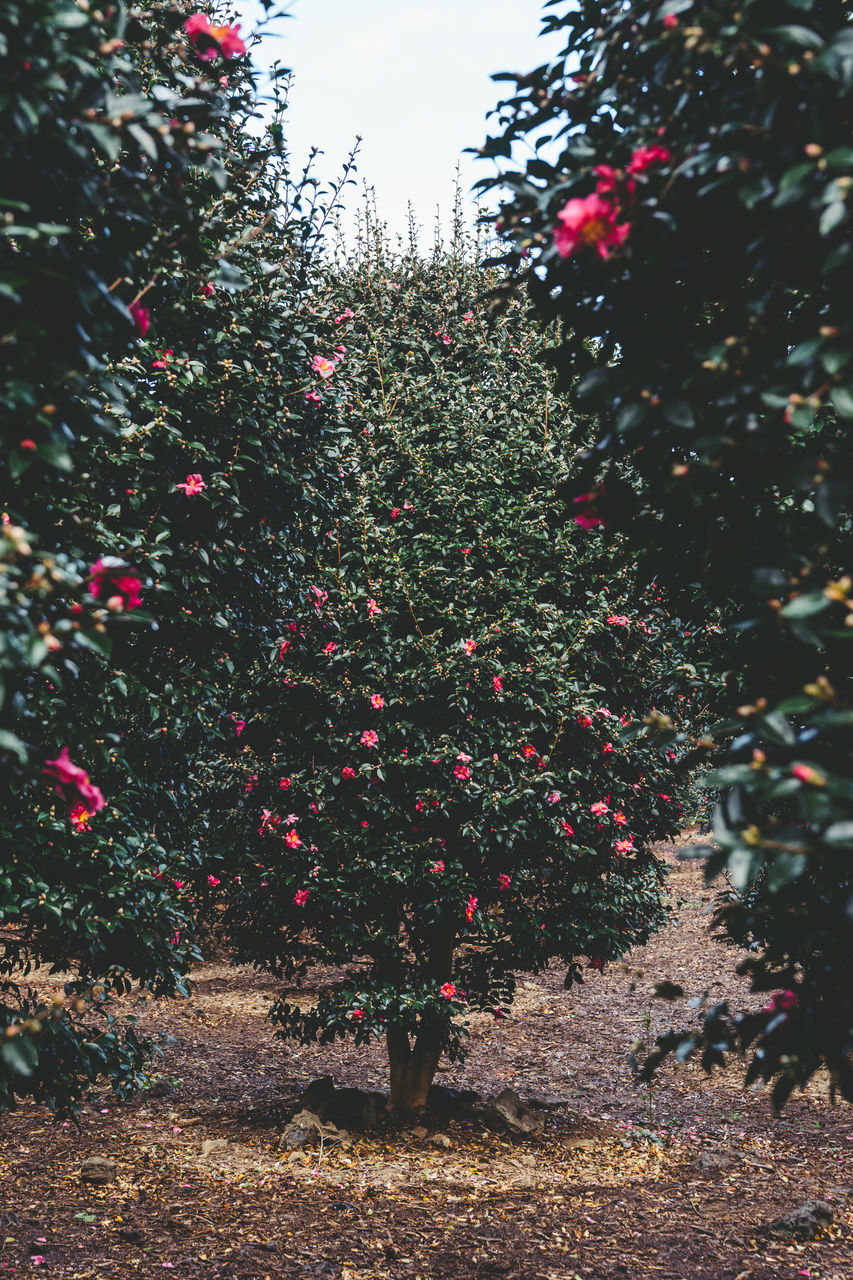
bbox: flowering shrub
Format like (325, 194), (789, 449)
(0, 2), (338, 1113)
(481, 0), (853, 1103)
(207, 220), (706, 1112)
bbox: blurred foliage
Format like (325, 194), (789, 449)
(481, 0), (853, 1103)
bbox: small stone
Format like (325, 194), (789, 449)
(695, 1150), (736, 1172)
(430, 1133), (452, 1150)
(411, 1125), (428, 1139)
(80, 1156), (117, 1185)
(487, 1088), (543, 1137)
(280, 1109), (323, 1150)
(766, 1200), (834, 1240)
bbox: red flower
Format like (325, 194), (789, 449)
(572, 491), (606, 530)
(453, 764), (471, 780)
(285, 828), (302, 848)
(341, 767), (356, 780)
(294, 888), (310, 906)
(560, 819), (575, 836)
(663, 13), (679, 29)
(129, 301), (150, 337)
(463, 639), (477, 655)
(465, 894), (478, 922)
(200, 282), (215, 297)
(593, 165), (636, 201)
(323, 641), (338, 653)
(279, 777), (292, 790)
(792, 763), (826, 786)
(69, 803), (92, 833)
(390, 507), (402, 519)
(521, 744), (537, 759)
(492, 674), (503, 693)
(440, 982), (457, 998)
(497, 873), (511, 891)
(763, 989), (798, 1014)
(184, 13), (246, 61)
(602, 742), (614, 755)
(207, 875), (221, 887)
(231, 717), (246, 737)
(278, 640), (291, 658)
(89, 557), (142, 610)
(554, 193), (630, 260)
(577, 713), (593, 727)
(175, 473), (206, 495)
(626, 145), (672, 175)
(43, 748), (106, 814)
(430, 860), (445, 874)
(350, 1008), (365, 1020)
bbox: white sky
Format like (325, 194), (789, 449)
(233, 0), (564, 242)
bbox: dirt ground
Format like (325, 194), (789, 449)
(0, 850), (850, 1280)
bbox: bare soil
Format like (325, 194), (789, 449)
(1, 850), (850, 1280)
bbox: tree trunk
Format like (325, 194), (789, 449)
(386, 1022), (443, 1115)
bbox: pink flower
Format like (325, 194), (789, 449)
(607, 614), (629, 627)
(366, 598), (381, 617)
(184, 13), (246, 61)
(453, 764), (471, 781)
(29, 1258), (45, 1267)
(42, 748), (106, 814)
(613, 810), (627, 825)
(560, 819), (575, 836)
(350, 1008), (365, 1020)
(69, 803), (92, 832)
(627, 144), (672, 175)
(151, 349), (172, 370)
(231, 717), (246, 737)
(593, 165), (636, 200)
(590, 801), (609, 817)
(554, 193), (630, 260)
(323, 641), (338, 653)
(602, 742), (614, 755)
(390, 507), (402, 519)
(311, 354), (337, 379)
(279, 777), (292, 790)
(440, 982), (457, 998)
(463, 639), (477, 655)
(663, 13), (679, 28)
(792, 763), (826, 786)
(493, 674), (503, 693)
(360, 730), (379, 748)
(572, 491), (606, 530)
(285, 828), (302, 849)
(763, 990), (798, 1014)
(341, 766), (356, 779)
(546, 791), (561, 805)
(434, 331), (452, 345)
(304, 390), (323, 406)
(129, 301), (150, 337)
(207, 875), (221, 887)
(175, 473), (206, 495)
(309, 585), (328, 610)
(615, 837), (635, 854)
(462, 311), (474, 323)
(497, 873), (511, 891)
(430, 860), (445, 874)
(521, 744), (537, 759)
(370, 694), (385, 709)
(258, 809), (281, 835)
(294, 888), (310, 906)
(465, 894), (478, 922)
(335, 308), (355, 323)
(577, 713), (593, 727)
(89, 557), (142, 610)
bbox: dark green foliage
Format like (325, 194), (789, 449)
(205, 221), (706, 1103)
(481, 0), (853, 1100)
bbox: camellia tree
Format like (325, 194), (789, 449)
(204, 217), (708, 1113)
(0, 1), (337, 1112)
(479, 0), (853, 1103)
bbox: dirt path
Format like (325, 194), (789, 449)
(1, 853), (850, 1279)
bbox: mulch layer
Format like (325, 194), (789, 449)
(1, 849), (850, 1280)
